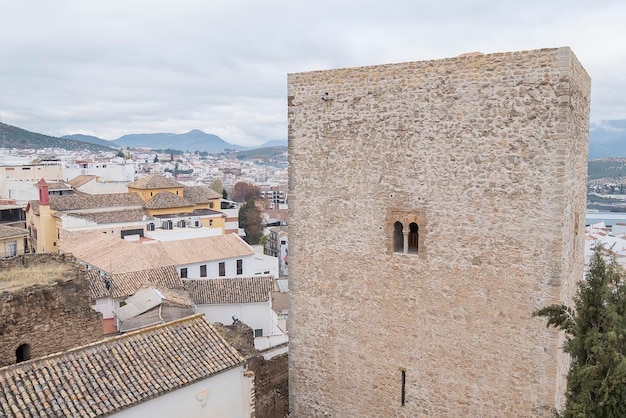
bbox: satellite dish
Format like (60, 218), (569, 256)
(142, 215), (147, 221)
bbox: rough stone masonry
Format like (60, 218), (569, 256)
(288, 47), (590, 417)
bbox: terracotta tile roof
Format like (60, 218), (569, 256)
(88, 266), (184, 299)
(88, 270), (110, 299)
(49, 193), (144, 211)
(26, 200), (39, 216)
(127, 174), (184, 190)
(62, 232), (254, 274)
(0, 315), (245, 417)
(63, 232), (177, 274)
(154, 286), (194, 307)
(46, 181), (72, 191)
(264, 208), (289, 222)
(67, 175), (97, 188)
(65, 208), (151, 224)
(0, 225), (28, 239)
(160, 234), (255, 265)
(183, 276), (276, 304)
(183, 185), (221, 203)
(144, 191), (194, 209)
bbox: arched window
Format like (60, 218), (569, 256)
(393, 222), (404, 253)
(408, 222), (419, 254)
(16, 343), (30, 363)
(389, 211), (424, 256)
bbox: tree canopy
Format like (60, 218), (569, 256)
(238, 199), (264, 245)
(210, 178), (224, 194)
(534, 247), (626, 417)
(231, 181), (260, 203)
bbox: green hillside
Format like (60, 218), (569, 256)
(235, 146), (287, 160)
(0, 123), (115, 152)
(588, 158), (626, 181)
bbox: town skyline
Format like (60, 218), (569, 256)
(2, 1), (626, 147)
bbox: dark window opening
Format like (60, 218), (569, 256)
(200, 265), (207, 277)
(393, 221), (404, 253)
(180, 267), (188, 278)
(16, 344), (30, 363)
(401, 369), (406, 406)
(237, 259), (243, 275)
(219, 262), (225, 277)
(408, 222), (419, 254)
(254, 329), (263, 337)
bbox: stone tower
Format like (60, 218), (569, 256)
(288, 47), (590, 417)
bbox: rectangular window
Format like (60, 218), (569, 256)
(219, 262), (225, 277)
(254, 329), (263, 337)
(200, 265), (207, 277)
(236, 259), (243, 275)
(7, 241), (17, 257)
(180, 267), (188, 278)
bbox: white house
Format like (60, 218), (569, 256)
(67, 174), (129, 194)
(62, 231), (277, 279)
(88, 266), (185, 332)
(63, 160), (135, 183)
(184, 276), (285, 344)
(0, 315), (254, 418)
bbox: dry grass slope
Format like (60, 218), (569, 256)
(0, 261), (75, 291)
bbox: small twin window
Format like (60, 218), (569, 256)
(390, 211), (423, 256)
(393, 221), (419, 254)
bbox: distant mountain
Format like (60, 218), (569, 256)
(259, 139), (288, 147)
(112, 129), (247, 153)
(235, 146), (287, 160)
(62, 134), (118, 148)
(589, 120), (626, 159)
(0, 123), (115, 152)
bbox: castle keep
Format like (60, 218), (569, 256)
(288, 47), (590, 416)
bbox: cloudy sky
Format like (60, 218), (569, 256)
(1, 1), (624, 146)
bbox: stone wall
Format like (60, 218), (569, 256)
(288, 47), (590, 417)
(0, 254), (103, 367)
(214, 322), (289, 418)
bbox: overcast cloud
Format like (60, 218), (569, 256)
(1, 0), (624, 146)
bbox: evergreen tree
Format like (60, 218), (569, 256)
(534, 247), (626, 417)
(238, 199), (263, 245)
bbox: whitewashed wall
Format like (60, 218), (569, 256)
(197, 302), (277, 337)
(110, 365), (252, 418)
(177, 254), (256, 279)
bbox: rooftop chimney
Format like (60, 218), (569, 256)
(37, 178), (49, 205)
